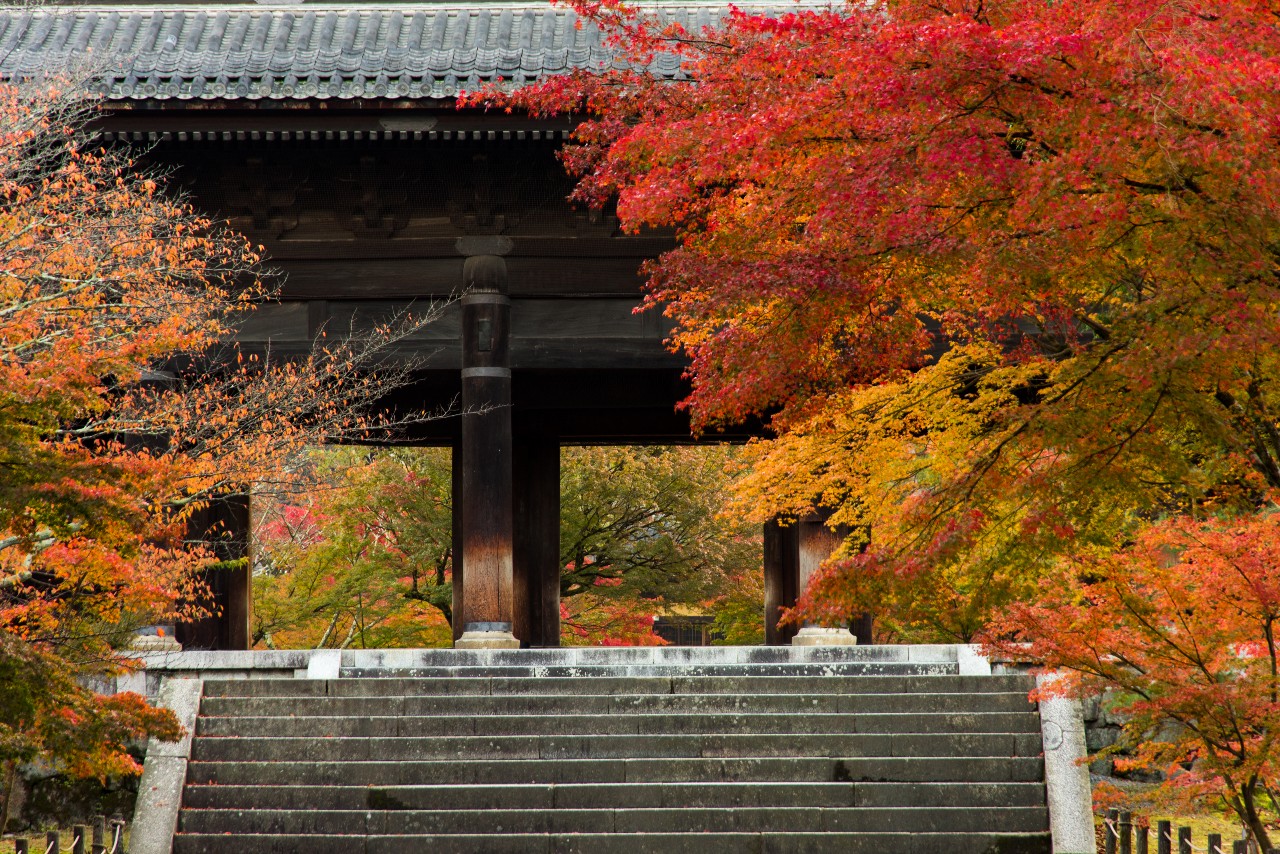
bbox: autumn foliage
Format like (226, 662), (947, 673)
(0, 76), (433, 821)
(253, 445), (761, 649)
(1, 79), (256, 815)
(0, 632), (182, 824)
(252, 448), (456, 650)
(490, 0), (1280, 638)
(990, 507), (1280, 848)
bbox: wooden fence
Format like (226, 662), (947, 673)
(8, 816), (125, 854)
(1103, 808), (1274, 854)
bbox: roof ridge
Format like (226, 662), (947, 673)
(18, 1), (832, 9)
(1, 1), (835, 103)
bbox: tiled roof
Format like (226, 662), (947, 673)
(0, 3), (795, 101)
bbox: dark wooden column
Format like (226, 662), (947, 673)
(797, 514), (845, 595)
(175, 494), (251, 650)
(764, 512), (861, 646)
(451, 437), (465, 641)
(455, 254), (520, 648)
(792, 511), (857, 646)
(513, 429), (561, 647)
(763, 519), (799, 645)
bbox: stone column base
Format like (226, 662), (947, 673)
(791, 626), (857, 646)
(455, 622), (521, 650)
(130, 634), (182, 652)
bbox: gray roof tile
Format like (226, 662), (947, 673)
(0, 2), (814, 100)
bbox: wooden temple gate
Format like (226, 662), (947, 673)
(1, 1), (847, 649)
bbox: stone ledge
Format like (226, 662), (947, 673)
(106, 646), (994, 698)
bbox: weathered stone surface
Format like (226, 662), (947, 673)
(791, 627), (858, 646)
(171, 831), (1053, 854)
(1036, 672), (1095, 854)
(150, 649), (1066, 853)
(130, 678), (203, 854)
(131, 756), (188, 854)
(123, 644), (975, 686)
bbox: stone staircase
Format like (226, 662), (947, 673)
(168, 648), (1052, 853)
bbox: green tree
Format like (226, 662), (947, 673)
(252, 447), (454, 650)
(559, 446), (758, 602)
(254, 445), (762, 646)
(558, 445), (761, 644)
(710, 570), (766, 646)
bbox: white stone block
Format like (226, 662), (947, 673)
(131, 677), (202, 854)
(306, 649), (342, 679)
(957, 644), (993, 676)
(791, 627), (858, 646)
(455, 630), (521, 649)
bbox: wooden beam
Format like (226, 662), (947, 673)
(260, 236), (672, 262)
(95, 107), (576, 136)
(276, 256), (649, 299)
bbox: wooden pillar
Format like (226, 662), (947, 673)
(451, 438), (465, 641)
(455, 254), (519, 649)
(792, 510), (857, 646)
(850, 611), (874, 646)
(764, 511), (861, 646)
(513, 429), (561, 647)
(176, 494), (251, 650)
(763, 519), (799, 645)
(797, 513), (844, 596)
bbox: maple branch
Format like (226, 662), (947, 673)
(1006, 74), (1075, 100)
(1121, 175), (1203, 195)
(1213, 386), (1280, 489)
(949, 339), (1132, 506)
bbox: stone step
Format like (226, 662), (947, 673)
(336, 663), (956, 679)
(182, 781), (1046, 811)
(189, 732), (1044, 763)
(186, 755), (1046, 786)
(171, 831), (1053, 854)
(198, 691), (1034, 718)
(325, 644), (963, 668)
(201, 674), (1030, 698)
(195, 710), (1042, 737)
(178, 805), (1051, 835)
(167, 655), (1048, 852)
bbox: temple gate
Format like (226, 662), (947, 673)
(1, 1), (846, 649)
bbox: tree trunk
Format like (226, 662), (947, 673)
(1, 759), (18, 835)
(1237, 781), (1271, 852)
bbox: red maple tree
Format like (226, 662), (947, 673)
(989, 507), (1280, 848)
(479, 0), (1280, 641)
